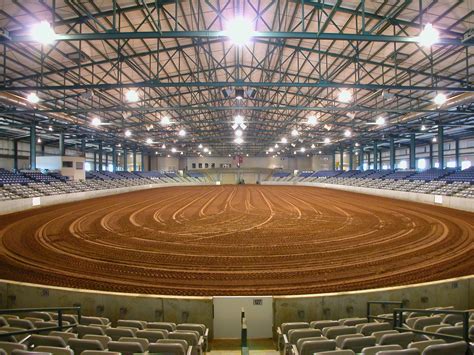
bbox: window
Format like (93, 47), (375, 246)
(434, 162), (440, 168)
(205, 163), (209, 168)
(198, 163), (202, 168)
(62, 161), (73, 168)
(398, 160), (408, 169)
(192, 163), (196, 169)
(211, 163), (215, 168)
(446, 161), (456, 168)
(417, 159), (426, 170)
(85, 162), (92, 171)
(461, 161), (471, 170)
(76, 162), (84, 170)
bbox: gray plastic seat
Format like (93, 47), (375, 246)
(104, 328), (134, 341)
(148, 342), (186, 355)
(324, 326), (357, 339)
(311, 321), (340, 331)
(0, 342), (27, 355)
(376, 350), (420, 355)
(176, 324), (206, 336)
(67, 339), (104, 354)
(135, 329), (167, 342)
(77, 325), (105, 338)
(288, 328), (322, 345)
(116, 320), (146, 330)
(118, 337), (149, 351)
(48, 332), (77, 343)
(82, 335), (111, 349)
(359, 322), (392, 336)
(342, 318), (369, 326)
(412, 317), (442, 331)
(6, 319), (34, 330)
(29, 335), (67, 348)
(314, 350), (355, 355)
(408, 339), (445, 352)
(298, 339), (336, 355)
(379, 332), (415, 348)
(422, 341), (468, 355)
(372, 330), (399, 343)
(34, 347), (73, 355)
(146, 322), (176, 332)
(361, 345), (403, 355)
(26, 313), (53, 322)
(341, 335), (376, 353)
(335, 334), (363, 348)
(107, 340), (144, 355)
(435, 326), (463, 342)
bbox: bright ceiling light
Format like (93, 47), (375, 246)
(433, 93), (447, 106)
(225, 17), (254, 46)
(344, 129), (352, 137)
(178, 129), (186, 137)
(161, 144), (166, 149)
(338, 89), (352, 103)
(421, 124), (427, 131)
(376, 116), (386, 126)
(274, 144), (279, 148)
(432, 137), (437, 143)
(307, 115), (318, 126)
(235, 129), (243, 137)
(417, 23), (439, 47)
(291, 129), (299, 137)
(234, 115), (244, 125)
(355, 142), (360, 147)
(281, 137), (288, 144)
(324, 137), (331, 144)
(91, 117), (101, 126)
(311, 144), (316, 149)
(31, 21), (56, 45)
(155, 151), (158, 155)
(124, 129), (132, 137)
(27, 92), (40, 104)
(48, 125), (53, 131)
(269, 148), (274, 152)
(203, 147), (209, 153)
(125, 89), (139, 103)
(300, 147), (306, 153)
(146, 138), (153, 144)
(171, 147), (177, 153)
(208, 151), (212, 155)
(161, 116), (171, 126)
(234, 137), (244, 144)
(318, 150), (322, 154)
(198, 144), (203, 149)
(37, 137), (42, 143)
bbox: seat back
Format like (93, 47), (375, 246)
(48, 332), (77, 343)
(77, 325), (105, 338)
(116, 320), (145, 330)
(169, 331), (198, 346)
(29, 335), (67, 348)
(288, 328), (322, 344)
(422, 341), (468, 355)
(376, 350), (420, 355)
(342, 318), (368, 326)
(359, 322), (392, 336)
(281, 322), (309, 335)
(313, 350), (355, 355)
(118, 337), (149, 351)
(107, 340), (144, 355)
(436, 326), (463, 342)
(26, 312), (52, 322)
(335, 334), (363, 349)
(176, 323), (206, 336)
(34, 346), (73, 355)
(372, 330), (399, 343)
(148, 342), (186, 355)
(441, 314), (464, 326)
(6, 319), (34, 330)
(136, 329), (167, 342)
(81, 352), (120, 355)
(407, 339), (445, 352)
(67, 339), (104, 354)
(311, 321), (340, 330)
(0, 342), (27, 355)
(104, 328), (134, 341)
(412, 317), (442, 330)
(379, 332), (414, 348)
(361, 345), (403, 355)
(146, 322), (176, 332)
(324, 326), (357, 339)
(82, 335), (111, 349)
(341, 336), (376, 353)
(79, 317), (105, 326)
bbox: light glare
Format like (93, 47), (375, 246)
(225, 17), (254, 46)
(31, 21), (56, 45)
(417, 23), (439, 47)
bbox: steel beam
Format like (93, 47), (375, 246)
(98, 141), (103, 172)
(455, 138), (460, 168)
(389, 136), (395, 170)
(13, 139), (18, 171)
(410, 133), (416, 170)
(339, 146), (344, 171)
(438, 125), (444, 169)
(373, 141), (378, 170)
(30, 123), (36, 170)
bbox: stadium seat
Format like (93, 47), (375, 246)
(379, 332), (415, 348)
(358, 322), (392, 336)
(313, 350), (355, 355)
(0, 342), (27, 355)
(376, 350), (420, 355)
(77, 325), (105, 338)
(148, 342), (187, 355)
(29, 335), (67, 348)
(360, 344), (403, 355)
(67, 338), (104, 353)
(135, 329), (167, 342)
(168, 331), (202, 355)
(340, 335), (376, 353)
(107, 340), (144, 355)
(34, 347), (73, 355)
(115, 320), (146, 330)
(104, 328), (134, 341)
(323, 326), (357, 339)
(335, 334), (363, 348)
(311, 321), (340, 330)
(82, 352), (119, 355)
(48, 332), (77, 343)
(422, 341), (468, 354)
(295, 339), (336, 355)
(407, 339), (445, 352)
(118, 337), (149, 351)
(146, 321), (176, 332)
(82, 335), (111, 349)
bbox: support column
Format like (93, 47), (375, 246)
(429, 143), (434, 168)
(123, 148), (128, 171)
(93, 152), (97, 171)
(105, 152), (109, 170)
(331, 151), (336, 170)
(98, 141), (103, 172)
(339, 146), (344, 171)
(455, 138), (460, 168)
(133, 149), (137, 171)
(112, 146), (117, 172)
(13, 139), (18, 171)
(59, 132), (65, 156)
(438, 125), (444, 169)
(389, 137), (396, 170)
(141, 151), (146, 172)
(373, 141), (378, 170)
(148, 155), (152, 171)
(359, 146), (364, 170)
(367, 152), (371, 169)
(81, 138), (86, 157)
(30, 123), (36, 170)
(379, 148), (382, 168)
(348, 145), (353, 170)
(410, 133), (416, 170)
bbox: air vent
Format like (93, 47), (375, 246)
(388, 51), (409, 64)
(66, 51), (87, 63)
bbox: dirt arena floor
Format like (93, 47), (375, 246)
(0, 185), (473, 296)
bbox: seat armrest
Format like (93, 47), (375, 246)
(204, 328), (209, 337)
(198, 336), (204, 346)
(277, 327), (283, 335)
(187, 345), (193, 355)
(283, 334), (289, 345)
(292, 344), (299, 355)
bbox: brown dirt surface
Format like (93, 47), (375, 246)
(0, 185), (473, 296)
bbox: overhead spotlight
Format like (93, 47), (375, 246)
(269, 148), (274, 152)
(266, 151), (269, 155)
(311, 144), (316, 149)
(324, 137), (331, 144)
(180, 151), (184, 155)
(300, 147), (306, 153)
(155, 151), (158, 155)
(324, 124), (333, 131)
(161, 116), (171, 126)
(376, 116), (386, 126)
(91, 117), (101, 126)
(281, 137), (288, 144)
(421, 124), (427, 131)
(161, 144), (166, 149)
(178, 129), (186, 137)
(225, 17), (254, 46)
(346, 112), (356, 119)
(146, 138), (153, 144)
(208, 151), (212, 155)
(31, 21), (56, 45)
(434, 93), (447, 106)
(293, 151), (297, 155)
(234, 114), (244, 125)
(27, 92), (40, 104)
(291, 129), (299, 137)
(198, 144), (203, 149)
(338, 89), (352, 103)
(432, 137), (437, 143)
(234, 137), (244, 144)
(124, 129), (132, 137)
(291, 143), (296, 147)
(171, 147), (177, 153)
(203, 147), (209, 153)
(246, 153), (249, 157)
(37, 137), (42, 143)
(417, 23), (439, 47)
(307, 115), (318, 126)
(235, 129), (243, 137)
(344, 129), (352, 137)
(125, 89), (139, 103)
(48, 125), (53, 131)
(318, 150), (322, 154)
(274, 144), (279, 148)
(146, 124), (154, 131)
(355, 142), (360, 147)
(235, 88), (245, 100)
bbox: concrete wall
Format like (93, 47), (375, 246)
(0, 279), (213, 337)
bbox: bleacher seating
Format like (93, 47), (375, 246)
(442, 166), (474, 183)
(409, 168), (454, 182)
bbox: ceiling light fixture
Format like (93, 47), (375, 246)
(417, 23), (439, 47)
(91, 117), (101, 126)
(171, 147), (177, 153)
(125, 129), (132, 137)
(234, 137), (244, 144)
(433, 93), (447, 106)
(225, 17), (254, 46)
(338, 89), (352, 103)
(31, 21), (56, 45)
(161, 116), (171, 126)
(324, 137), (331, 144)
(307, 115), (318, 126)
(281, 137), (288, 144)
(291, 129), (299, 137)
(27, 92), (40, 104)
(146, 138), (153, 144)
(344, 129), (352, 137)
(125, 89), (139, 103)
(235, 129), (243, 137)
(376, 116), (386, 126)
(178, 129), (186, 137)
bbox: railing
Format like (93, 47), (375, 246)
(392, 308), (471, 355)
(0, 306), (81, 340)
(241, 307), (249, 355)
(367, 300), (404, 322)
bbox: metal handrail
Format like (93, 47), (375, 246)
(0, 306), (81, 339)
(367, 300), (404, 322)
(392, 308), (471, 355)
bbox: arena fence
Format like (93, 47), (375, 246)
(367, 300), (404, 322)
